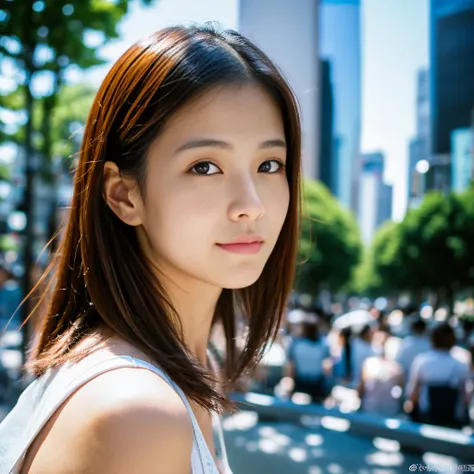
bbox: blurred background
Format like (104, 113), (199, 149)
(1, 0), (474, 472)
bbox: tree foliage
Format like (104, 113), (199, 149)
(1, 0), (155, 169)
(1, 0), (154, 72)
(36, 83), (96, 169)
(295, 179), (362, 295)
(353, 220), (406, 297)
(357, 189), (474, 301)
(0, 0), (155, 338)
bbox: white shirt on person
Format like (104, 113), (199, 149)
(351, 338), (376, 387)
(288, 337), (329, 381)
(395, 334), (431, 376)
(406, 348), (469, 418)
(361, 357), (404, 417)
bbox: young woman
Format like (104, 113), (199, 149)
(0, 23), (301, 474)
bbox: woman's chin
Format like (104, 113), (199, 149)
(221, 271), (263, 290)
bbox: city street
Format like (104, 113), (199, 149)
(223, 412), (428, 474)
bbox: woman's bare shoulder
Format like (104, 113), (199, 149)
(25, 367), (194, 474)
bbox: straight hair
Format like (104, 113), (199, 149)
(25, 23), (302, 412)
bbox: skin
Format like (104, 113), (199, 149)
(23, 84), (290, 473)
(108, 83), (289, 363)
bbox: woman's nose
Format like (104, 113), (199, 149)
(227, 176), (265, 222)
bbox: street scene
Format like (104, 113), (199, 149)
(1, 0), (474, 472)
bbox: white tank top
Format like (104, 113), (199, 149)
(0, 350), (233, 474)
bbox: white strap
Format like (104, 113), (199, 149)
(213, 413), (230, 470)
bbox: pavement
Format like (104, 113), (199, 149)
(222, 411), (464, 474)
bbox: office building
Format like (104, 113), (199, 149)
(407, 70), (430, 209)
(358, 152), (393, 244)
(429, 0), (474, 190)
(239, 0), (320, 179)
(430, 0), (474, 154)
(319, 0), (362, 210)
(451, 127), (473, 192)
(318, 59), (336, 194)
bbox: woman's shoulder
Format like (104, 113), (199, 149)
(25, 365), (194, 474)
(70, 363), (191, 416)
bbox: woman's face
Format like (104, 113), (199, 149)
(136, 84), (290, 290)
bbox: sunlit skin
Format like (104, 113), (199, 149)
(103, 83), (290, 365)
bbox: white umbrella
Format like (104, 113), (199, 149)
(287, 309), (307, 324)
(333, 310), (375, 331)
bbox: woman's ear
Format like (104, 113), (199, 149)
(102, 161), (143, 226)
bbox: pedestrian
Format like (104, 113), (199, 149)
(285, 319), (330, 402)
(395, 316), (431, 380)
(406, 323), (470, 429)
(351, 324), (377, 388)
(0, 23), (302, 474)
(330, 326), (353, 384)
(358, 329), (404, 417)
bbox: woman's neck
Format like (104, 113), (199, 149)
(160, 275), (223, 365)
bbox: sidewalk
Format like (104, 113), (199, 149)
(231, 392), (474, 462)
(223, 411), (424, 474)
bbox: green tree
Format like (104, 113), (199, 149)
(353, 220), (406, 297)
(1, 0), (154, 354)
(35, 83), (96, 172)
(295, 179), (362, 295)
(358, 190), (474, 310)
(399, 192), (474, 307)
(1, 0), (154, 174)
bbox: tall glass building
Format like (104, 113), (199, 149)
(358, 152), (393, 244)
(239, 0), (320, 179)
(430, 0), (474, 155)
(319, 59), (336, 194)
(407, 70), (430, 209)
(319, 0), (362, 211)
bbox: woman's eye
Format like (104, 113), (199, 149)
(190, 161), (221, 175)
(259, 160), (285, 173)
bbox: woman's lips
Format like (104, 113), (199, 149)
(216, 242), (263, 254)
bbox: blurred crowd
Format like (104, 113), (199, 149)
(249, 298), (474, 431)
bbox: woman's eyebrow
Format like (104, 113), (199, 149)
(173, 138), (287, 154)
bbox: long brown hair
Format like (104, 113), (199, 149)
(26, 23), (302, 412)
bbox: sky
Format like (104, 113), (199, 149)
(361, 0), (429, 220)
(80, 0), (429, 221)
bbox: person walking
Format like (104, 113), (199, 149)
(407, 323), (470, 428)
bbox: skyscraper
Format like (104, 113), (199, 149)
(429, 0), (474, 190)
(430, 0), (474, 154)
(319, 59), (336, 194)
(358, 152), (393, 244)
(451, 127), (473, 192)
(238, 0), (320, 179)
(407, 70), (430, 209)
(319, 0), (362, 210)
